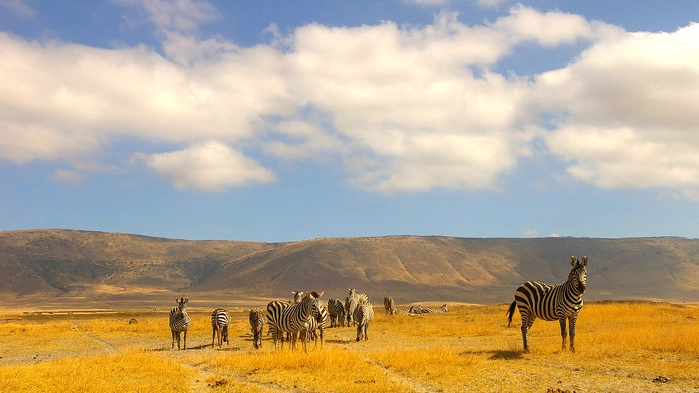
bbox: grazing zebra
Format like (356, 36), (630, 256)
(265, 300), (289, 350)
(354, 300), (374, 341)
(277, 291), (324, 353)
(249, 308), (265, 349)
(507, 256), (588, 353)
(169, 297), (190, 350)
(327, 298), (345, 327)
(211, 308), (230, 348)
(383, 296), (397, 315)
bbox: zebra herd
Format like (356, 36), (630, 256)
(168, 256), (589, 353)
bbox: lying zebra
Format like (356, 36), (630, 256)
(408, 304), (448, 314)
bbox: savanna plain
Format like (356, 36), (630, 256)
(1, 301), (698, 393)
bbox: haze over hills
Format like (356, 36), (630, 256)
(1, 229), (698, 310)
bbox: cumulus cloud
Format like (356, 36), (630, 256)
(137, 141), (277, 192)
(3, 1), (699, 199)
(537, 23), (699, 192)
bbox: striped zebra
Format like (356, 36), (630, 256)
(383, 296), (397, 315)
(278, 291), (324, 353)
(211, 308), (230, 348)
(346, 289), (369, 326)
(327, 298), (345, 327)
(354, 300), (374, 341)
(345, 296), (358, 326)
(506, 256), (588, 353)
(249, 308), (264, 349)
(169, 297), (190, 350)
(410, 304), (448, 314)
(310, 302), (329, 348)
(265, 300), (289, 350)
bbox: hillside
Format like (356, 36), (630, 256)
(1, 229), (698, 309)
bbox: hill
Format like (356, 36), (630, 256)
(1, 229), (698, 309)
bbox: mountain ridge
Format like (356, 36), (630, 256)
(2, 229), (698, 309)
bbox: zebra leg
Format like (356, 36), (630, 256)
(559, 317), (568, 351)
(520, 317), (533, 352)
(569, 313), (578, 353)
(171, 331), (175, 349)
(183, 330), (187, 350)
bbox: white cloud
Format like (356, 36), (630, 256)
(538, 23), (699, 191)
(137, 141), (277, 192)
(523, 228), (538, 237)
(0, 0), (34, 18)
(4, 2), (699, 199)
(491, 4), (623, 46)
(113, 0), (218, 33)
(49, 169), (86, 185)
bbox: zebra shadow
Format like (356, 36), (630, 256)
(459, 350), (523, 360)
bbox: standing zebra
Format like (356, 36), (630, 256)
(249, 308), (265, 349)
(345, 296), (358, 327)
(169, 297), (190, 350)
(507, 256), (588, 353)
(354, 300), (374, 341)
(327, 298), (345, 327)
(310, 302), (329, 348)
(265, 300), (289, 350)
(277, 291), (324, 353)
(383, 296), (397, 315)
(211, 308), (230, 348)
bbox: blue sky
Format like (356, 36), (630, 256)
(2, 0), (699, 242)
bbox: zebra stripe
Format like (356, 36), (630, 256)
(249, 308), (265, 349)
(507, 256), (588, 353)
(169, 297), (190, 350)
(354, 301), (374, 341)
(345, 296), (358, 327)
(327, 298), (345, 327)
(277, 291), (324, 353)
(383, 296), (397, 315)
(265, 300), (289, 350)
(409, 304), (448, 314)
(211, 308), (230, 348)
(311, 302), (329, 348)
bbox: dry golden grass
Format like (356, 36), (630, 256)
(1, 302), (698, 392)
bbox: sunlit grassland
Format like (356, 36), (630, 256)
(1, 302), (698, 393)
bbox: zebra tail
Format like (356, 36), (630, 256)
(506, 300), (517, 327)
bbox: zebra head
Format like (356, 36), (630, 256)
(291, 290), (305, 303)
(302, 291), (325, 311)
(175, 297), (189, 318)
(569, 256), (588, 294)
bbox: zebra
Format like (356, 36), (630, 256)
(277, 291), (324, 353)
(265, 300), (289, 350)
(345, 295), (358, 326)
(249, 308), (265, 349)
(506, 256), (588, 353)
(412, 304), (448, 314)
(291, 290), (304, 303)
(354, 300), (374, 341)
(327, 298), (345, 327)
(169, 297), (190, 350)
(310, 301), (329, 348)
(211, 308), (230, 348)
(348, 288), (369, 304)
(383, 296), (397, 315)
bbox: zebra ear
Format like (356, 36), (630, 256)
(581, 256), (588, 266)
(570, 256), (577, 266)
(183, 298), (188, 304)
